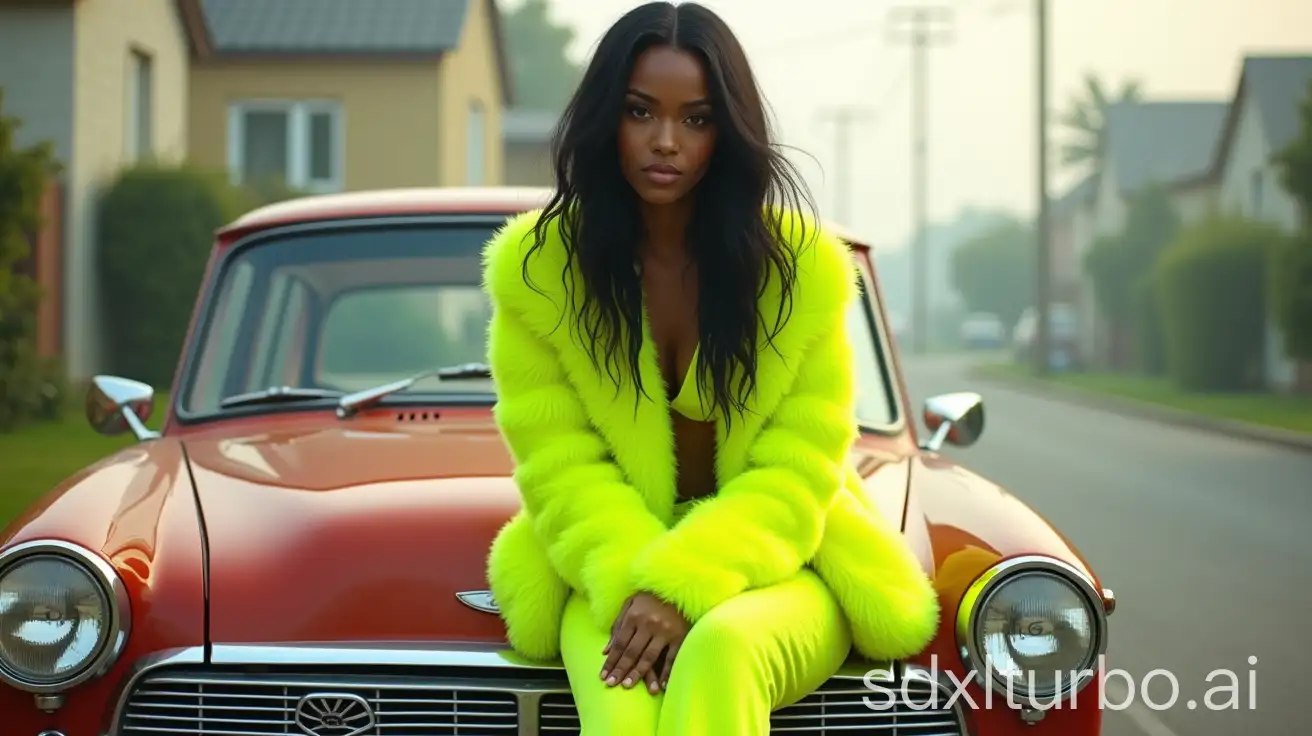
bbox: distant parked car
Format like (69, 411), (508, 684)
(1013, 303), (1080, 369)
(960, 312), (1006, 350)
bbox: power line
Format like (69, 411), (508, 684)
(815, 106), (877, 225)
(887, 5), (954, 356)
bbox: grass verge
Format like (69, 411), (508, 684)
(1, 395), (166, 530)
(975, 362), (1312, 435)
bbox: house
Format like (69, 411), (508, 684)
(1050, 172), (1099, 304)
(502, 107), (557, 186)
(189, 0), (511, 194)
(0, 0), (510, 380)
(1076, 100), (1229, 366)
(0, 0), (206, 381)
(1204, 54), (1312, 391)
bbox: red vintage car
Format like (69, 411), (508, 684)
(0, 187), (1114, 735)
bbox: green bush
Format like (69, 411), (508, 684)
(1082, 234), (1131, 327)
(97, 164), (248, 387)
(1271, 232), (1312, 360)
(1131, 273), (1166, 376)
(1154, 214), (1287, 391)
(0, 88), (66, 431)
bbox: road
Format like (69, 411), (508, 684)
(899, 353), (1310, 736)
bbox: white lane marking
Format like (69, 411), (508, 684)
(1103, 678), (1181, 736)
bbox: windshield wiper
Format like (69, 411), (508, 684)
(220, 386), (344, 409)
(335, 363), (493, 418)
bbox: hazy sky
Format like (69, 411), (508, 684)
(508, 0), (1311, 248)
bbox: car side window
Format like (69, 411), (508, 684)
(846, 269), (898, 428)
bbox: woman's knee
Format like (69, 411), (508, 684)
(674, 606), (768, 678)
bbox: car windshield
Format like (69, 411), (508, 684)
(179, 215), (900, 429)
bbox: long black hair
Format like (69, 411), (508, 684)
(525, 1), (817, 422)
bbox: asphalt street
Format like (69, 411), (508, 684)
(899, 353), (1310, 736)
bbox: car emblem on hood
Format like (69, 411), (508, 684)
(456, 590), (500, 614)
(294, 692), (376, 736)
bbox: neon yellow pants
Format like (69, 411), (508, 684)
(560, 567), (853, 735)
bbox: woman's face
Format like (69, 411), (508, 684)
(619, 44), (717, 208)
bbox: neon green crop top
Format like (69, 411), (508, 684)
(670, 344), (714, 422)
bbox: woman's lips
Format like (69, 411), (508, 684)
(643, 163), (682, 185)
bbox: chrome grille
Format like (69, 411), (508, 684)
(119, 670), (521, 734)
(117, 665), (965, 735)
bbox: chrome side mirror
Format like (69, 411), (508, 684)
(86, 375), (161, 441)
(919, 391), (984, 452)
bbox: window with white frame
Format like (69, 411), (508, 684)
(228, 101), (343, 193)
(466, 101), (485, 185)
(126, 49), (154, 161)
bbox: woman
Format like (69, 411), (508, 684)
(482, 2), (940, 733)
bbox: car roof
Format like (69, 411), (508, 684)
(217, 186), (869, 249)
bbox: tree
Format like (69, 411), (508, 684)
(501, 0), (583, 111)
(1271, 78), (1312, 362)
(1082, 234), (1132, 325)
(0, 88), (65, 430)
(949, 217), (1035, 330)
(1273, 79), (1312, 223)
(1057, 72), (1143, 174)
(1081, 184), (1181, 373)
(1121, 185), (1182, 374)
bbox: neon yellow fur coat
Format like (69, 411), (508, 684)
(482, 207), (940, 663)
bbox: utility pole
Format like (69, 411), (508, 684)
(888, 5), (952, 355)
(1034, 0), (1051, 376)
(815, 106), (876, 224)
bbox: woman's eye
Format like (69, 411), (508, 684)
(686, 114), (710, 126)
(628, 105), (651, 119)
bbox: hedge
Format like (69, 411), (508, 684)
(1154, 214), (1288, 392)
(97, 164), (249, 387)
(1131, 273), (1166, 376)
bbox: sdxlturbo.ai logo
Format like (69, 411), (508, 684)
(861, 656), (1259, 713)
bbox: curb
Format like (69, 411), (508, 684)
(966, 366), (1312, 454)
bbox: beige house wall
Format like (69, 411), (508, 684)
(188, 61), (444, 191)
(437, 0), (504, 186)
(66, 0), (192, 379)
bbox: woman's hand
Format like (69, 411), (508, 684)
(601, 592), (689, 693)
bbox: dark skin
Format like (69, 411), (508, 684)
(599, 44), (719, 696)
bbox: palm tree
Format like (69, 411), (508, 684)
(1058, 73), (1143, 175)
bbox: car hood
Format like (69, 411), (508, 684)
(182, 420), (523, 645)
(181, 419), (916, 647)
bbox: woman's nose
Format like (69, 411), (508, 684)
(652, 120), (679, 153)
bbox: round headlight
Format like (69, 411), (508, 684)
(957, 556), (1106, 702)
(0, 540), (130, 693)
